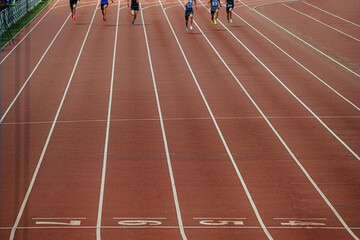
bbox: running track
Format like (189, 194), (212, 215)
(1, 0), (359, 239)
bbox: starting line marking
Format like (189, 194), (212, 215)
(2, 226), (360, 230)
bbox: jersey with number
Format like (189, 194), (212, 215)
(210, 0), (218, 7)
(186, 0), (193, 9)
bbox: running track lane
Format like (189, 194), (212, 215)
(206, 0), (359, 237)
(231, 2), (360, 110)
(226, 2), (360, 155)
(100, 2), (186, 239)
(124, 2), (271, 239)
(1, 0), (360, 239)
(0, 1), (72, 120)
(0, 0), (98, 238)
(166, 1), (359, 239)
(254, 0), (360, 75)
(1, 1), (116, 239)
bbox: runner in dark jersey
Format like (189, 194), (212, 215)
(226, 0), (234, 23)
(70, 0), (79, 20)
(208, 0), (221, 25)
(101, 0), (113, 21)
(128, 0), (139, 25)
(184, 0), (196, 32)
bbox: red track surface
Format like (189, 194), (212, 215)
(1, 0), (359, 239)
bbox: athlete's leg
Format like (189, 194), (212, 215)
(134, 10), (138, 22)
(189, 13), (193, 29)
(72, 4), (76, 20)
(131, 9), (135, 23)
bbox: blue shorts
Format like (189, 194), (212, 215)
(185, 8), (193, 20)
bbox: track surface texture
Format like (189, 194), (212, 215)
(1, 0), (359, 239)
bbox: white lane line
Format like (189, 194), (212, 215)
(229, 9), (360, 111)
(0, 13), (71, 123)
(8, 2), (100, 240)
(204, 0), (360, 161)
(32, 217), (87, 220)
(283, 4), (360, 42)
(1, 0), (59, 53)
(196, 0), (360, 239)
(250, 2), (360, 78)
(96, 2), (122, 240)
(163, 1), (273, 239)
(303, 1), (360, 28)
(274, 218), (327, 220)
(253, 0), (300, 9)
(113, 217), (167, 219)
(193, 218), (247, 219)
(141, 3), (187, 240)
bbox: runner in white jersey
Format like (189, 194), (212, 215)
(208, 0), (221, 25)
(184, 0), (197, 32)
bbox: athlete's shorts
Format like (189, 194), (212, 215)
(131, 3), (139, 11)
(185, 8), (193, 21)
(101, 3), (108, 10)
(70, 0), (78, 9)
(226, 3), (233, 13)
(210, 6), (219, 14)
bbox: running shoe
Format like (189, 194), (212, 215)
(103, 17), (107, 21)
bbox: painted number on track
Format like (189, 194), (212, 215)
(118, 220), (162, 226)
(281, 220), (326, 226)
(199, 220), (244, 226)
(35, 220), (82, 226)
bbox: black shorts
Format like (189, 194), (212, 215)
(101, 3), (108, 10)
(70, 0), (78, 9)
(226, 3), (233, 13)
(131, 3), (139, 11)
(185, 8), (193, 21)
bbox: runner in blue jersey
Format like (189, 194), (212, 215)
(184, 0), (196, 32)
(101, 0), (113, 21)
(208, 0), (221, 25)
